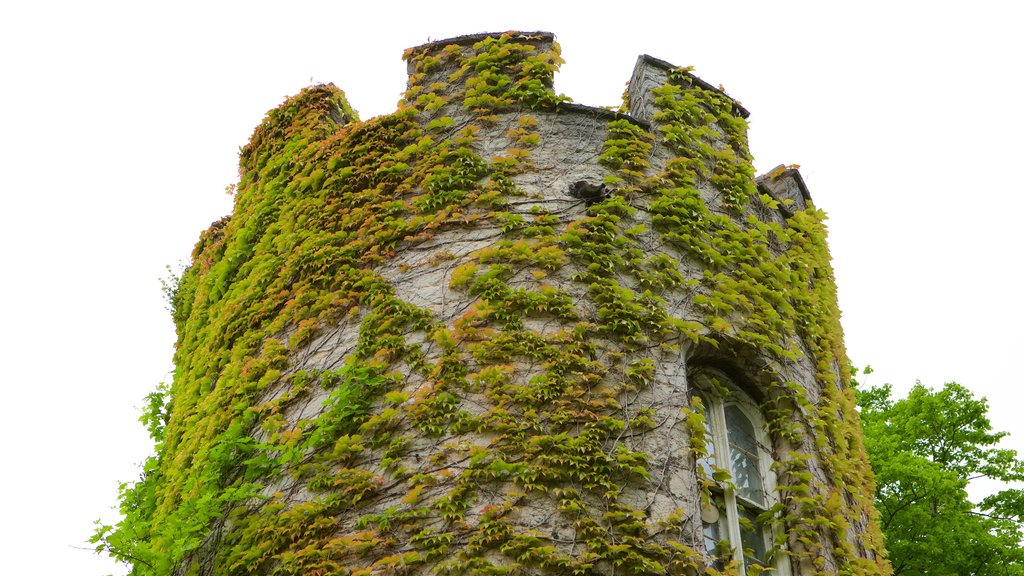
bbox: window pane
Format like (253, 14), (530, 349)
(693, 394), (716, 477)
(703, 518), (720, 558)
(725, 405), (757, 453)
(739, 506), (768, 567)
(702, 495), (725, 568)
(725, 405), (765, 506)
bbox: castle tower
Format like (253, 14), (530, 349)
(105, 32), (889, 576)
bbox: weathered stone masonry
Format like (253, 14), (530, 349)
(107, 31), (890, 576)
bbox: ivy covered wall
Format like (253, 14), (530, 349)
(96, 31), (890, 576)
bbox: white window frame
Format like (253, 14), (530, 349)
(692, 370), (790, 576)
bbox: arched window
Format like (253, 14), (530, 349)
(691, 370), (788, 575)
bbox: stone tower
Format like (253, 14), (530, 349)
(103, 32), (890, 576)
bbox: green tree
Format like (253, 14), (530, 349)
(855, 372), (1024, 576)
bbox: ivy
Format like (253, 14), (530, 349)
(97, 32), (888, 576)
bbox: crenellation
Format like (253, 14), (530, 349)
(758, 165), (813, 214)
(627, 54), (750, 123)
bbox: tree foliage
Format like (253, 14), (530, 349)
(856, 371), (1024, 576)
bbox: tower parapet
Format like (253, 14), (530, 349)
(627, 53), (749, 124)
(101, 31), (889, 576)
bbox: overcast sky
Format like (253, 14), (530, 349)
(2, 1), (1022, 574)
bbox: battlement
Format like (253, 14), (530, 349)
(627, 54), (749, 121)
(758, 164), (813, 213)
(404, 32), (749, 125)
(404, 30), (556, 68)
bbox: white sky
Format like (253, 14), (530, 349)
(2, 1), (1022, 574)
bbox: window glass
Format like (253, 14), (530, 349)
(702, 494), (726, 568)
(725, 405), (765, 506)
(694, 393), (717, 478)
(703, 513), (721, 560)
(739, 505), (768, 567)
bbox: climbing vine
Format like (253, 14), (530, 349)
(95, 31), (888, 576)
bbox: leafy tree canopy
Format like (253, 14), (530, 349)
(855, 369), (1024, 576)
